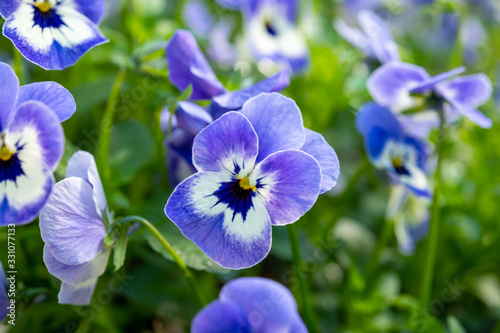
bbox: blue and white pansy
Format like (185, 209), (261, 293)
(0, 62), (74, 225)
(165, 93), (339, 269)
(356, 102), (431, 198)
(0, 0), (107, 70)
(242, 0), (309, 73)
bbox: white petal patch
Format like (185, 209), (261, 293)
(8, 1), (100, 51)
(247, 4), (307, 60)
(0, 126), (50, 209)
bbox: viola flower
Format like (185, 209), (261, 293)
(334, 10), (400, 64)
(367, 61), (493, 128)
(0, 262), (8, 321)
(165, 93), (339, 269)
(242, 0), (309, 73)
(0, 62), (75, 225)
(40, 151), (110, 305)
(192, 277), (307, 332)
(356, 102), (431, 197)
(0, 0), (108, 70)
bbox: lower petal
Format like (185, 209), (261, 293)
(58, 279), (97, 306)
(192, 300), (251, 333)
(253, 150), (321, 226)
(43, 246), (110, 286)
(165, 172), (272, 269)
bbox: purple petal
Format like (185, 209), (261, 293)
(182, 0), (214, 38)
(240, 93), (306, 162)
(216, 0), (243, 10)
(358, 10), (400, 63)
(0, 0), (20, 19)
(254, 150), (321, 226)
(8, 101), (64, 171)
(446, 100), (492, 128)
(3, 5), (108, 70)
(166, 30), (225, 100)
(0, 62), (19, 131)
(193, 112), (258, 175)
(367, 62), (430, 112)
(437, 74), (492, 108)
(244, 0), (297, 22)
(333, 18), (373, 58)
(212, 70), (290, 116)
(207, 20), (238, 67)
(220, 277), (307, 332)
(39, 177), (107, 266)
(165, 172), (272, 269)
(356, 102), (403, 141)
(43, 246), (110, 286)
(167, 147), (197, 188)
(73, 0), (106, 24)
(409, 67), (466, 95)
(175, 101), (212, 136)
(300, 129), (340, 194)
(58, 279), (97, 305)
(398, 112), (439, 139)
(192, 300), (251, 333)
(66, 151), (107, 219)
(16, 82), (76, 123)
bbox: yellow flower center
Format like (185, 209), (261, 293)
(0, 146), (13, 162)
(35, 1), (52, 12)
(391, 157), (404, 169)
(238, 175), (256, 191)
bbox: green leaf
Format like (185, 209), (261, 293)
(113, 230), (129, 271)
(108, 120), (155, 187)
(144, 220), (230, 274)
(447, 316), (467, 333)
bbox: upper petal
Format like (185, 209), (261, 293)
(166, 30), (225, 100)
(240, 93), (306, 162)
(3, 4), (108, 70)
(300, 129), (340, 194)
(66, 151), (107, 218)
(211, 70), (290, 117)
(437, 74), (492, 108)
(358, 10), (400, 63)
(39, 177), (107, 266)
(409, 67), (466, 95)
(220, 277), (307, 332)
(73, 0), (106, 24)
(16, 82), (76, 123)
(43, 245), (110, 286)
(0, 62), (19, 131)
(165, 171), (272, 269)
(192, 300), (251, 333)
(333, 18), (372, 57)
(367, 62), (430, 112)
(175, 101), (213, 136)
(253, 150), (321, 226)
(0, 0), (20, 19)
(193, 112), (258, 176)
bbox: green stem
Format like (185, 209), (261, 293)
(287, 224), (318, 333)
(13, 47), (22, 85)
(419, 110), (446, 310)
(364, 218), (394, 294)
(116, 216), (207, 307)
(97, 70), (127, 191)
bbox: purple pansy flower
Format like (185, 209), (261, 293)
(39, 151), (110, 305)
(334, 10), (400, 64)
(0, 0), (108, 70)
(0, 62), (74, 225)
(0, 262), (8, 321)
(192, 277), (307, 332)
(367, 61), (493, 128)
(165, 93), (339, 269)
(242, 0), (309, 73)
(356, 102), (430, 197)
